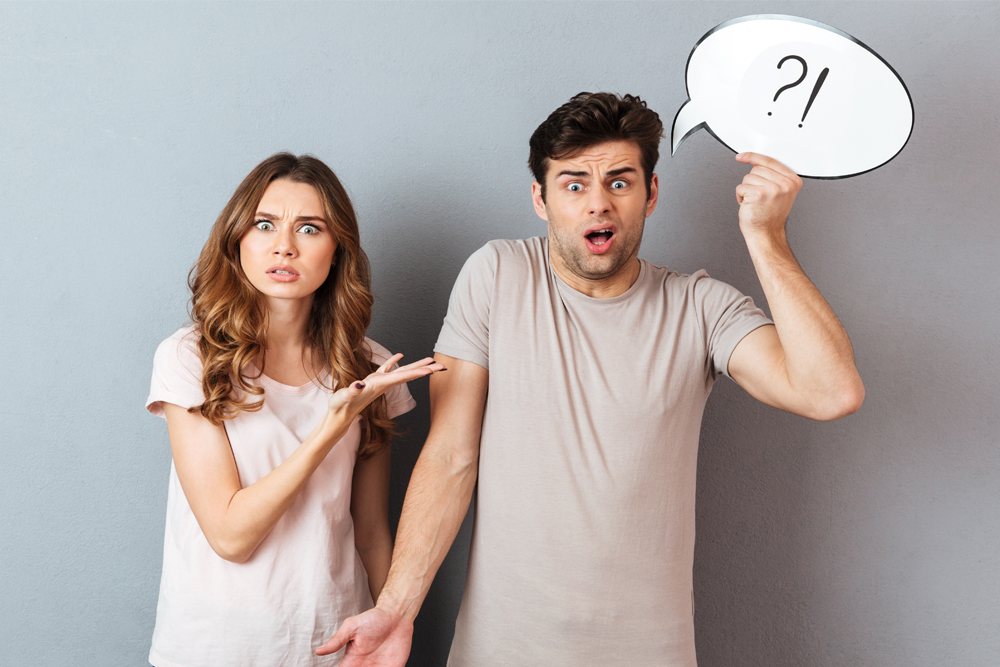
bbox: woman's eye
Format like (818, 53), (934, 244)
(611, 180), (627, 190)
(568, 183), (583, 192)
(254, 220), (274, 231)
(299, 224), (320, 235)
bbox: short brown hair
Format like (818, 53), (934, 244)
(528, 92), (663, 200)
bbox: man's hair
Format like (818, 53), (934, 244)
(528, 92), (664, 200)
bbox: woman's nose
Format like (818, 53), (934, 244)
(272, 229), (297, 257)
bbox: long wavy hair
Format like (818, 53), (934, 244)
(187, 152), (392, 458)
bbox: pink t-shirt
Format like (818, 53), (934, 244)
(145, 326), (415, 667)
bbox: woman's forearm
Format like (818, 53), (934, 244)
(357, 532), (393, 601)
(350, 442), (394, 601)
(217, 408), (357, 562)
(167, 403), (356, 563)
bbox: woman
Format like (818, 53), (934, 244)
(145, 153), (442, 666)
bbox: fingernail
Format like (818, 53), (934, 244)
(441, 367), (448, 371)
(354, 382), (365, 389)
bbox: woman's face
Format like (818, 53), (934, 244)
(239, 178), (338, 305)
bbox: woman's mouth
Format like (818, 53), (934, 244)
(266, 265), (300, 282)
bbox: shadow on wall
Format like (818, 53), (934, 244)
(365, 190), (495, 667)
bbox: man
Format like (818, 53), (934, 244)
(318, 92), (864, 666)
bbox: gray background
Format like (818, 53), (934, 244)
(1, 2), (996, 666)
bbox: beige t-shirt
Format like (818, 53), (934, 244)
(146, 327), (415, 667)
(434, 238), (771, 666)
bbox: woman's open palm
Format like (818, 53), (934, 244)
(328, 354), (445, 417)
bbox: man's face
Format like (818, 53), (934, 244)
(532, 141), (658, 291)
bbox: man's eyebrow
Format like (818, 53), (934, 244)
(554, 167), (639, 179)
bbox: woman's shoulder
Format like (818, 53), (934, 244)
(153, 324), (203, 374)
(147, 325), (205, 417)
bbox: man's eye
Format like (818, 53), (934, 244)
(611, 180), (627, 190)
(568, 183), (583, 192)
(254, 220), (274, 231)
(299, 224), (320, 235)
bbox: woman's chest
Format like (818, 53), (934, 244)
(223, 387), (361, 490)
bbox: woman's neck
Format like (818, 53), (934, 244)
(260, 295), (320, 385)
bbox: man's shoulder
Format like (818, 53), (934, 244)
(478, 237), (546, 262)
(640, 262), (746, 301)
(641, 260), (709, 289)
(462, 237), (547, 275)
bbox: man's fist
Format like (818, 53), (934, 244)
(734, 152), (802, 238)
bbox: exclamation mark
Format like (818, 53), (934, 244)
(799, 68), (830, 127)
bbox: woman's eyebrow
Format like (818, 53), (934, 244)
(253, 211), (328, 224)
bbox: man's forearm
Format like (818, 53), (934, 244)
(376, 445), (479, 621)
(745, 227), (864, 414)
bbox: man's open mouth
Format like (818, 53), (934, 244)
(586, 229), (614, 246)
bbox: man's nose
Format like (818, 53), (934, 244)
(587, 185), (612, 216)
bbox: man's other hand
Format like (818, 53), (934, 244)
(316, 606), (413, 667)
(734, 152), (802, 238)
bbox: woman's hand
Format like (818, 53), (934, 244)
(328, 354), (446, 418)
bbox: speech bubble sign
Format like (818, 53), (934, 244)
(671, 15), (914, 179)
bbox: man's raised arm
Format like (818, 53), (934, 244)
(727, 152), (865, 421)
(317, 354), (488, 666)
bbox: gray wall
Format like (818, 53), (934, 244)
(1, 2), (996, 665)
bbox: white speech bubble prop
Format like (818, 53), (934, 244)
(672, 15), (914, 179)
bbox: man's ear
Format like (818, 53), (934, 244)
(645, 173), (659, 217)
(531, 181), (549, 222)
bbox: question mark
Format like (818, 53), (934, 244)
(768, 55), (831, 128)
(772, 55), (808, 103)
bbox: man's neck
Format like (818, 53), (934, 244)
(548, 250), (641, 299)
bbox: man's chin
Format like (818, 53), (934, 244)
(573, 256), (628, 282)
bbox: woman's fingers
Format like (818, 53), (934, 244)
(330, 354), (445, 415)
(339, 357), (445, 407)
(374, 353), (405, 375)
(369, 363), (446, 390)
(390, 357), (445, 373)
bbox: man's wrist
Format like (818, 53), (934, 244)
(741, 222), (787, 247)
(743, 225), (795, 264)
(375, 592), (413, 621)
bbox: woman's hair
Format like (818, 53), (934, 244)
(187, 152), (393, 458)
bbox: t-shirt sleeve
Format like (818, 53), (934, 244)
(692, 271), (773, 380)
(146, 329), (206, 418)
(433, 243), (496, 370)
(365, 338), (417, 419)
